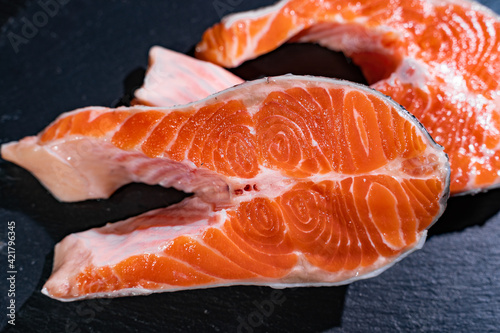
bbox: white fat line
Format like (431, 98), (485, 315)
(230, 18), (240, 62)
(280, 233), (425, 285)
(86, 107), (113, 122)
(72, 107), (150, 143)
(206, 63), (242, 88)
(242, 7), (281, 60)
(105, 210), (289, 281)
(127, 113), (169, 152)
(229, 155), (444, 206)
(296, 20), (400, 55)
(352, 178), (406, 252)
(452, 10), (480, 53)
(132, 106), (196, 158)
(484, 14), (499, 55)
(334, 179), (399, 254)
(330, 179), (366, 252)
(178, 62), (218, 96)
(352, 106), (371, 156)
(430, 0), (500, 22)
(193, 225), (285, 273)
(76, 219), (216, 268)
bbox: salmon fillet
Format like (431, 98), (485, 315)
(1, 76), (449, 301)
(132, 46), (243, 107)
(195, 0), (500, 195)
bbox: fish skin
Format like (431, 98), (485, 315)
(1, 76), (449, 301)
(195, 0), (500, 195)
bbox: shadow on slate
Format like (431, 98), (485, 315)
(6, 280), (346, 333)
(0, 0), (30, 28)
(115, 67), (147, 108)
(230, 43), (368, 85)
(429, 188), (500, 237)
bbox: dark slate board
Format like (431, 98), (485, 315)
(1, 1), (500, 332)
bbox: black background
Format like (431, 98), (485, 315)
(1, 0), (500, 332)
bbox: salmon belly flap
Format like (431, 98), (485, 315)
(195, 0), (500, 195)
(131, 46), (244, 107)
(1, 76), (449, 301)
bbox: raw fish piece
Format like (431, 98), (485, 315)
(132, 46), (243, 107)
(1, 76), (449, 301)
(195, 0), (500, 195)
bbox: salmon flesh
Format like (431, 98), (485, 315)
(1, 76), (449, 301)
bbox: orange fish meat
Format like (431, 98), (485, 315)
(1, 76), (449, 300)
(195, 0), (500, 195)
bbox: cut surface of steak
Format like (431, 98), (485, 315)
(1, 76), (449, 301)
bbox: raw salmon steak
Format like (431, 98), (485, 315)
(195, 0), (500, 195)
(1, 76), (449, 301)
(132, 46), (243, 107)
